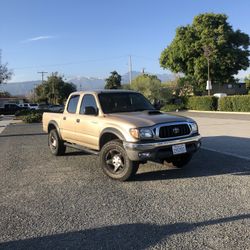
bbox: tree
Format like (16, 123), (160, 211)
(121, 83), (132, 90)
(163, 76), (195, 98)
(0, 63), (13, 84)
(160, 13), (250, 92)
(0, 91), (11, 97)
(105, 71), (122, 89)
(35, 73), (76, 104)
(131, 74), (171, 104)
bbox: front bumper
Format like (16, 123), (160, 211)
(123, 135), (201, 161)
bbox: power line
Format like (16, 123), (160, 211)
(131, 55), (159, 62)
(37, 71), (48, 83)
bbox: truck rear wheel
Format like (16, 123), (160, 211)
(49, 129), (66, 156)
(100, 140), (138, 181)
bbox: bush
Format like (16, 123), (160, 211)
(22, 113), (43, 123)
(15, 109), (33, 116)
(161, 103), (185, 112)
(187, 96), (217, 111)
(15, 109), (51, 116)
(218, 95), (250, 112)
(15, 109), (51, 123)
(217, 97), (233, 111)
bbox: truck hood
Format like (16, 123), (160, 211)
(106, 110), (193, 127)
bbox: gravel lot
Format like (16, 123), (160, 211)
(0, 117), (249, 249)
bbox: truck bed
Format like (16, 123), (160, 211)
(42, 112), (63, 133)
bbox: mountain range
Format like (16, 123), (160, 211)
(1, 71), (175, 96)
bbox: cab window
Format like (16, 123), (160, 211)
(80, 94), (98, 114)
(67, 95), (80, 113)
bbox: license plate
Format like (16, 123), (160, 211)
(172, 144), (187, 155)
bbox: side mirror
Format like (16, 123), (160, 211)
(85, 106), (98, 115)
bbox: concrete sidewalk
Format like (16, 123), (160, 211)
(0, 115), (22, 134)
(185, 114), (250, 161)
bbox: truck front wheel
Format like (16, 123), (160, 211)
(48, 129), (66, 156)
(100, 140), (138, 181)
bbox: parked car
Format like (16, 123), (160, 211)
(49, 104), (64, 112)
(0, 103), (23, 115)
(18, 103), (29, 108)
(19, 103), (39, 110)
(28, 103), (39, 110)
(38, 104), (50, 110)
(213, 93), (227, 98)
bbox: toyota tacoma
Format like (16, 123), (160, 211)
(43, 90), (201, 181)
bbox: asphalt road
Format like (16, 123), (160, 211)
(178, 111), (250, 161)
(0, 117), (249, 249)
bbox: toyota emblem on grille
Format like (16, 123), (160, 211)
(172, 127), (180, 134)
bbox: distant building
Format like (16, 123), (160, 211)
(212, 82), (247, 95)
(0, 97), (27, 108)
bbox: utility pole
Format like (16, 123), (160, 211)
(38, 71), (48, 101)
(0, 49), (2, 86)
(33, 84), (38, 102)
(129, 55), (132, 84)
(37, 71), (48, 84)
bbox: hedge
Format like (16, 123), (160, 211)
(187, 96), (218, 111)
(218, 95), (250, 112)
(161, 103), (186, 112)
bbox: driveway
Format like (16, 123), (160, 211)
(0, 113), (249, 249)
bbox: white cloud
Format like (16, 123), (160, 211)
(22, 35), (55, 43)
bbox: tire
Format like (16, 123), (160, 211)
(48, 129), (66, 156)
(100, 140), (137, 181)
(172, 154), (192, 168)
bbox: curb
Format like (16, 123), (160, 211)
(186, 110), (250, 115)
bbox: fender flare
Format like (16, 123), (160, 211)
(99, 128), (125, 149)
(48, 120), (63, 140)
(100, 127), (125, 140)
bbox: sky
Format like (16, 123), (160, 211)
(1, 0), (250, 82)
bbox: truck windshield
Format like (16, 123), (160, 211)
(98, 92), (155, 114)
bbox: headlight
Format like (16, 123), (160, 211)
(139, 128), (153, 138)
(130, 128), (154, 139)
(190, 122), (198, 133)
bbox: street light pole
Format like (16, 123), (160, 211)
(203, 45), (212, 96)
(207, 57), (211, 96)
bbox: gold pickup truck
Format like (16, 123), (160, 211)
(43, 90), (201, 181)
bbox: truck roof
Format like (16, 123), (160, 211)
(70, 89), (138, 95)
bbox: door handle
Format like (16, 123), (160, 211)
(76, 119), (80, 123)
(63, 117), (66, 120)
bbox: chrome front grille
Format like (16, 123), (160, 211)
(158, 124), (191, 138)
